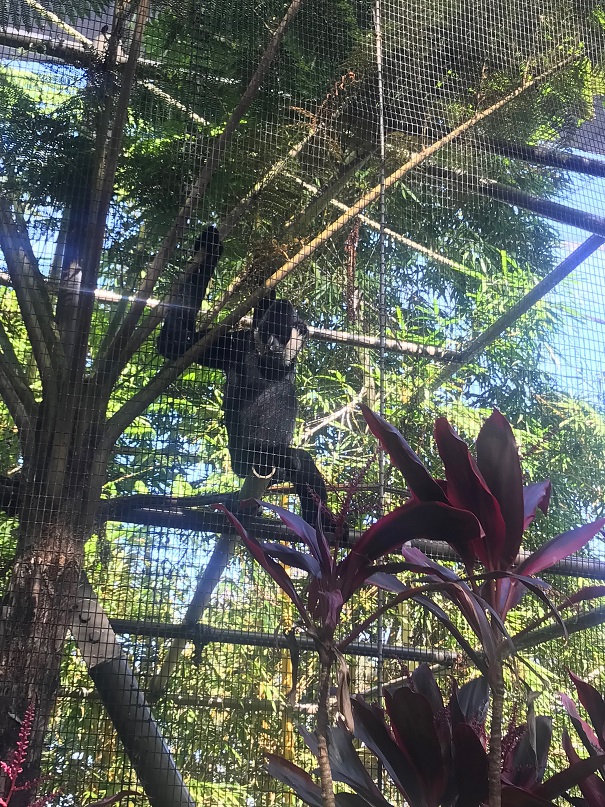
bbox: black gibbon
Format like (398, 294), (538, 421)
(157, 226), (330, 527)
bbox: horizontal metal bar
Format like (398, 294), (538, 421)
(110, 619), (458, 664)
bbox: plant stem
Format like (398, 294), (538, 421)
(488, 651), (505, 807)
(316, 647), (336, 807)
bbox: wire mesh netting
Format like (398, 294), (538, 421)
(1, 0), (605, 804)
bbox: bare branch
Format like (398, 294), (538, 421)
(219, 125), (318, 238)
(284, 152), (373, 237)
(307, 324), (460, 360)
(430, 234), (605, 389)
(95, 0), (306, 388)
(300, 387), (366, 443)
(0, 319), (37, 431)
(70, 0), (150, 377)
(0, 358), (34, 435)
(0, 271), (454, 359)
(21, 0), (91, 44)
(0, 198), (66, 395)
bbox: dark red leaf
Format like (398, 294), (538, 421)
(265, 754), (324, 807)
(260, 542), (321, 577)
(456, 676), (490, 727)
(400, 545), (461, 581)
(503, 574), (566, 637)
(560, 692), (601, 754)
(523, 481), (551, 530)
(260, 501), (332, 571)
(452, 722), (489, 806)
(299, 719), (391, 807)
(353, 499), (481, 562)
(570, 672), (605, 747)
(517, 518), (605, 577)
(321, 589), (344, 632)
(338, 500), (481, 602)
(411, 664), (444, 716)
(365, 572), (410, 592)
(351, 697), (425, 806)
(385, 688), (445, 807)
(555, 731), (605, 805)
(434, 417), (506, 569)
(412, 593), (488, 675)
(501, 786), (556, 806)
(216, 506), (310, 624)
(475, 409), (525, 567)
(450, 585), (499, 676)
(361, 405), (448, 502)
(496, 572), (549, 619)
(509, 716), (552, 789)
(561, 586), (605, 610)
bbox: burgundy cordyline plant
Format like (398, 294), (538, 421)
(363, 405), (605, 807)
(217, 481), (482, 805)
(221, 406), (605, 807)
(268, 663), (605, 807)
(559, 671), (605, 805)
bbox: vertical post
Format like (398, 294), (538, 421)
(71, 575), (196, 807)
(373, 0), (387, 753)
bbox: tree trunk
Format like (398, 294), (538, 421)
(0, 394), (106, 800)
(315, 645), (336, 807)
(0, 507), (86, 788)
(488, 655), (505, 807)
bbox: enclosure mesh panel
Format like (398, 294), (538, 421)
(1, 0), (605, 803)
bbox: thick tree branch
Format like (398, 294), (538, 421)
(0, 474), (21, 517)
(94, 0), (306, 389)
(72, 0), (150, 378)
(0, 198), (66, 395)
(0, 320), (37, 414)
(0, 26), (193, 78)
(0, 361), (33, 436)
(0, 321), (36, 434)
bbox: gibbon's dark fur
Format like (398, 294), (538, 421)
(157, 226), (329, 525)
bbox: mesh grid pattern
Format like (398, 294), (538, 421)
(1, 0), (605, 803)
